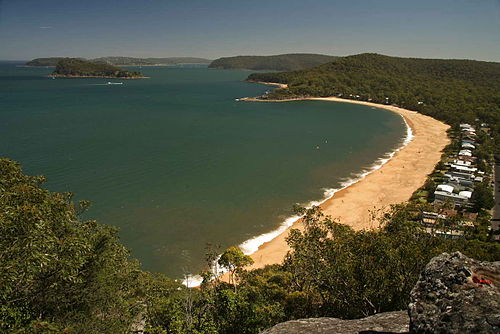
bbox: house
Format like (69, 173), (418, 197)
(450, 164), (477, 174)
(458, 149), (472, 157)
(421, 211), (447, 226)
(434, 189), (470, 206)
(426, 229), (464, 239)
(446, 171), (475, 181)
(462, 134), (476, 142)
(457, 156), (476, 163)
(453, 159), (472, 167)
(462, 143), (475, 150)
(446, 176), (474, 187)
(436, 184), (455, 193)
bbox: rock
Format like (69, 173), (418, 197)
(409, 251), (500, 333)
(260, 311), (409, 334)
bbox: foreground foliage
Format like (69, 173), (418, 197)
(0, 159), (181, 333)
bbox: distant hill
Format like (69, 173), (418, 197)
(26, 56), (211, 67)
(247, 53), (500, 126)
(25, 57), (72, 67)
(51, 58), (146, 79)
(208, 53), (337, 71)
(92, 56), (211, 66)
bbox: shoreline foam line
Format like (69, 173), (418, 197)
(183, 105), (414, 287)
(238, 111), (413, 256)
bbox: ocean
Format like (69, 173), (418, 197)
(0, 62), (407, 278)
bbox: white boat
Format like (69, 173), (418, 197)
(107, 82), (123, 85)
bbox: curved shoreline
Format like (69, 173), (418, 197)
(240, 94), (450, 271)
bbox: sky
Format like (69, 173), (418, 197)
(1, 0), (499, 61)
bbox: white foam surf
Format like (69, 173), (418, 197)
(239, 113), (413, 256)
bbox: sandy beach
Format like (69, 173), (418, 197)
(242, 95), (450, 271)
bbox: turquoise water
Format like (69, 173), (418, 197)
(0, 63), (406, 278)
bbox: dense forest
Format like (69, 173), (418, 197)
(248, 53), (500, 155)
(26, 56), (211, 67)
(51, 58), (145, 78)
(1, 158), (499, 333)
(208, 53), (337, 71)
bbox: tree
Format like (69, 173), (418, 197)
(0, 158), (143, 333)
(218, 247), (254, 290)
(471, 180), (495, 212)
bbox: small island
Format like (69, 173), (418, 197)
(50, 58), (147, 79)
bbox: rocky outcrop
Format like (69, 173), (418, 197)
(409, 251), (500, 333)
(262, 252), (499, 334)
(260, 311), (409, 334)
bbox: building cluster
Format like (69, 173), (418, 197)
(421, 123), (486, 238)
(433, 124), (484, 208)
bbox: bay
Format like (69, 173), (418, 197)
(0, 63), (406, 278)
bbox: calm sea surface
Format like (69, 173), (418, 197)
(0, 62), (406, 278)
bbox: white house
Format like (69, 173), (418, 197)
(453, 159), (471, 166)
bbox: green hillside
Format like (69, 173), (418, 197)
(51, 58), (145, 78)
(209, 53), (337, 71)
(247, 53), (500, 127)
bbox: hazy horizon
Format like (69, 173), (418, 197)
(1, 0), (500, 62)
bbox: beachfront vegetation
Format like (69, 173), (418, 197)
(2, 158), (499, 333)
(0, 158), (156, 333)
(208, 53), (337, 71)
(51, 58), (144, 78)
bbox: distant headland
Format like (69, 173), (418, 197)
(208, 53), (337, 71)
(50, 58), (147, 79)
(26, 56), (212, 67)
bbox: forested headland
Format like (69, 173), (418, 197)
(26, 56), (211, 67)
(25, 57), (69, 67)
(248, 53), (500, 155)
(208, 53), (337, 71)
(51, 58), (146, 79)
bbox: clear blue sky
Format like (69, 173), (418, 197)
(1, 0), (499, 61)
